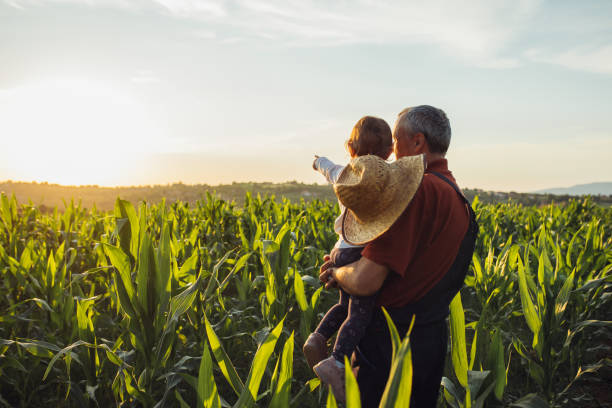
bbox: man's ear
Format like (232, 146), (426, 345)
(413, 132), (427, 153)
(413, 132), (424, 146)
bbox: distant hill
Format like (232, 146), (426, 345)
(533, 182), (612, 196)
(1, 180), (611, 212)
(0, 181), (337, 211)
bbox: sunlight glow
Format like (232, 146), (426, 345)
(0, 78), (163, 186)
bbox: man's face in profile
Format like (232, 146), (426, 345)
(392, 119), (413, 159)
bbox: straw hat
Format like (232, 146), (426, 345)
(334, 154), (425, 245)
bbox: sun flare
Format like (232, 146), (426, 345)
(0, 78), (161, 186)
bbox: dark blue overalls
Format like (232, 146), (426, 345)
(352, 172), (479, 408)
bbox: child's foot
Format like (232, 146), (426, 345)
(313, 356), (346, 403)
(303, 332), (328, 369)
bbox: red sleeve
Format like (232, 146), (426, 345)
(361, 184), (431, 277)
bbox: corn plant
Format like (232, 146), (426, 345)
(442, 292), (505, 408)
(1, 191), (610, 407)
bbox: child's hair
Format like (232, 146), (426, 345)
(346, 116), (392, 159)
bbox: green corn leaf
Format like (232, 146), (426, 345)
(467, 370), (490, 400)
(43, 340), (87, 380)
(0, 193), (12, 230)
(168, 279), (202, 324)
(564, 320), (612, 349)
(177, 250), (199, 282)
(136, 232), (156, 318)
(441, 377), (461, 408)
(269, 332), (294, 408)
(42, 340), (127, 382)
(449, 293), (469, 388)
(238, 220), (250, 250)
(275, 223), (292, 275)
(204, 315), (245, 396)
(218, 252), (251, 295)
(102, 244), (135, 300)
(311, 286), (323, 310)
(234, 317), (285, 407)
(198, 340), (221, 408)
(46, 252), (56, 290)
(326, 386), (338, 408)
(124, 368), (154, 406)
(491, 330), (506, 401)
(114, 198), (140, 258)
(1, 339), (60, 359)
(203, 251), (234, 300)
(472, 253), (483, 284)
(76, 300), (93, 343)
(469, 326), (479, 371)
(114, 270), (139, 320)
(516, 258), (542, 337)
(293, 270), (309, 312)
(508, 244), (520, 269)
(157, 222), (172, 315)
(381, 308), (401, 360)
(555, 270), (575, 322)
(379, 330), (413, 408)
(344, 356), (361, 408)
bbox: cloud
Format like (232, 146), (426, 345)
(217, 0), (540, 68)
(7, 0), (611, 74)
(525, 45), (612, 75)
(152, 0), (226, 18)
(3, 0), (542, 68)
(194, 29), (216, 39)
(130, 70), (161, 84)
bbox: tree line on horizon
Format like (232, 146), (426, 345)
(1, 180), (611, 212)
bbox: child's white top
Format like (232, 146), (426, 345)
(314, 156), (364, 250)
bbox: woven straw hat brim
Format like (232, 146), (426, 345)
(341, 155), (425, 245)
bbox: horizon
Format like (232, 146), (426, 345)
(1, 0), (611, 191)
(2, 178), (612, 195)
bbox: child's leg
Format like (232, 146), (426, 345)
(314, 289), (350, 339)
(312, 246), (361, 340)
(331, 293), (377, 363)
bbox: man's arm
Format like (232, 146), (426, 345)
(320, 255), (389, 296)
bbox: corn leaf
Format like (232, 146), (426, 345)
(198, 339), (221, 408)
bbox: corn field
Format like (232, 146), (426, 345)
(0, 192), (610, 407)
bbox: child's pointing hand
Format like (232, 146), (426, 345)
(312, 155), (320, 170)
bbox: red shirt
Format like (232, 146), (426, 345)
(362, 158), (469, 308)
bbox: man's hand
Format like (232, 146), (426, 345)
(319, 254), (338, 289)
(312, 155), (320, 170)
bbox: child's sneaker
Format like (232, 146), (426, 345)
(313, 356), (346, 403)
(303, 332), (328, 369)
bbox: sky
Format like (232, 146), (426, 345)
(0, 0), (611, 191)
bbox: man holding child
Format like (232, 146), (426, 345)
(317, 105), (478, 407)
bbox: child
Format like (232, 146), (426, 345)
(304, 116), (393, 400)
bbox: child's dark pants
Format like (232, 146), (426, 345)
(314, 247), (377, 363)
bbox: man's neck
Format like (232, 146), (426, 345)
(423, 153), (445, 167)
(425, 152), (444, 162)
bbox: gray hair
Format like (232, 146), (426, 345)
(397, 105), (451, 155)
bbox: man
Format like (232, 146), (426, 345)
(319, 105), (478, 407)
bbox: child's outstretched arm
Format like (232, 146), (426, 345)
(313, 155), (344, 184)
